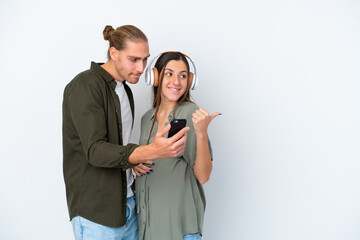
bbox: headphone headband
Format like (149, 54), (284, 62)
(144, 51), (198, 90)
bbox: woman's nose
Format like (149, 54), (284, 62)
(173, 75), (181, 85)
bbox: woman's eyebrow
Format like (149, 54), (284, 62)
(164, 68), (187, 73)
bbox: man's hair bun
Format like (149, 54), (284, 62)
(103, 25), (115, 41)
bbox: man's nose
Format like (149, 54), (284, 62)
(136, 61), (146, 73)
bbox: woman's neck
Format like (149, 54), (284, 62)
(158, 101), (175, 115)
(156, 100), (177, 123)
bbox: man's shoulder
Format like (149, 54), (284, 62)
(64, 66), (104, 95)
(69, 68), (101, 85)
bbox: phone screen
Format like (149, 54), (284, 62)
(168, 119), (187, 138)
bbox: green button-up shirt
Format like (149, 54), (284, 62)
(135, 102), (213, 240)
(62, 62), (138, 227)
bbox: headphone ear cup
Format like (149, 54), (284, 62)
(188, 72), (194, 89)
(152, 68), (159, 87)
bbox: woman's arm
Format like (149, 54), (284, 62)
(192, 108), (221, 184)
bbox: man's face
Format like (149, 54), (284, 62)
(113, 41), (149, 84)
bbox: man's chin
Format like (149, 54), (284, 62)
(126, 78), (140, 84)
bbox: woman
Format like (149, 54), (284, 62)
(134, 52), (220, 240)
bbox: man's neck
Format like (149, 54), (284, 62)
(101, 61), (124, 82)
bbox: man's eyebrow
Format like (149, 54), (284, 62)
(128, 55), (150, 60)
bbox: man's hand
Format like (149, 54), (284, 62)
(150, 124), (189, 159)
(127, 124), (189, 165)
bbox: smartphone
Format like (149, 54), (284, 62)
(168, 119), (187, 138)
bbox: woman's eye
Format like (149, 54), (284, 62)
(165, 73), (172, 76)
(180, 74), (187, 78)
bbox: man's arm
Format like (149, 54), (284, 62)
(66, 83), (138, 170)
(67, 83), (189, 170)
(128, 124), (189, 164)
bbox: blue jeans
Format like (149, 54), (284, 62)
(71, 196), (138, 240)
(183, 233), (202, 240)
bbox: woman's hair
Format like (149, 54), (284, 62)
(147, 52), (193, 144)
(103, 25), (148, 59)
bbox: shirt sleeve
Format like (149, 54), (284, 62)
(67, 83), (138, 170)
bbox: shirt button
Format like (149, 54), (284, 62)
(142, 189), (144, 193)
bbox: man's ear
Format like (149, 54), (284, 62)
(109, 47), (118, 61)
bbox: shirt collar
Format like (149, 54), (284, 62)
(150, 103), (185, 121)
(90, 61), (116, 88)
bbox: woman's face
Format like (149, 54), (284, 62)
(160, 60), (188, 103)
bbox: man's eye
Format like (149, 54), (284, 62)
(130, 59), (137, 62)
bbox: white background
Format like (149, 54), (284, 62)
(1, 0), (359, 239)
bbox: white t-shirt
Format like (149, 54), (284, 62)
(115, 80), (134, 198)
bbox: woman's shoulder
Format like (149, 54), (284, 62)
(179, 101), (199, 113)
(176, 102), (199, 119)
(141, 108), (155, 122)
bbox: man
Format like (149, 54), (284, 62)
(62, 25), (189, 240)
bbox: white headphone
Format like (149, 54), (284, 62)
(144, 51), (198, 90)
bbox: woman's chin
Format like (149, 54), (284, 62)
(162, 94), (181, 103)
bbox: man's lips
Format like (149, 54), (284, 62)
(132, 74), (141, 78)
